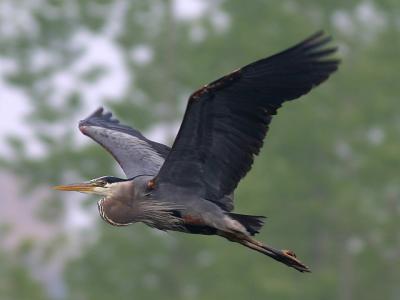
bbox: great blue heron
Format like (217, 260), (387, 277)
(55, 31), (339, 272)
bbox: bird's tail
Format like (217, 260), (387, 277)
(222, 232), (310, 272)
(227, 213), (265, 236)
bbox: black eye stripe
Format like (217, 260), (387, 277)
(93, 176), (127, 184)
(104, 177), (124, 184)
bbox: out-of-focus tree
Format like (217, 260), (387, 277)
(1, 0), (399, 299)
(0, 246), (49, 300)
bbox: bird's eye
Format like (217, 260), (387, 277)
(98, 180), (107, 186)
(90, 178), (107, 186)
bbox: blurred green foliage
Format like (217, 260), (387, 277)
(1, 0), (399, 299)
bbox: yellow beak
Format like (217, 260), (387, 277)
(53, 182), (96, 193)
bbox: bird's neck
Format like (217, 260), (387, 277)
(98, 197), (136, 226)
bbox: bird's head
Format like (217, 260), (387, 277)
(54, 176), (128, 197)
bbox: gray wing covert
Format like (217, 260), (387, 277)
(79, 107), (170, 178)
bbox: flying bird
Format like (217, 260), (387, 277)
(55, 31), (339, 272)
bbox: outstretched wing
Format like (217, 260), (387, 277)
(154, 31), (339, 210)
(79, 107), (170, 178)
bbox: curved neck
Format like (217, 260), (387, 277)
(97, 197), (137, 226)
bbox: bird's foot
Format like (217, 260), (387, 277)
(279, 249), (310, 273)
(282, 249), (297, 258)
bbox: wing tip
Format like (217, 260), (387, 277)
(242, 30), (340, 76)
(293, 30), (338, 57)
(79, 106), (120, 131)
(89, 106), (104, 118)
(304, 30), (326, 43)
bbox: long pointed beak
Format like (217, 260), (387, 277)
(53, 182), (96, 193)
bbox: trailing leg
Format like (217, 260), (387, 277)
(220, 231), (310, 273)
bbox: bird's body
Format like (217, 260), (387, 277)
(55, 31), (339, 272)
(92, 175), (246, 235)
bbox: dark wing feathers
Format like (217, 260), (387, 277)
(154, 31), (339, 209)
(79, 107), (170, 178)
